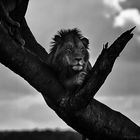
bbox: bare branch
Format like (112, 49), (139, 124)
(67, 27), (135, 110)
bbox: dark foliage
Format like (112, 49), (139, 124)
(0, 129), (81, 140)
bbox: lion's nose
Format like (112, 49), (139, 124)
(75, 57), (82, 61)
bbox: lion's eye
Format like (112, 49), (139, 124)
(66, 48), (72, 53)
(81, 47), (85, 53)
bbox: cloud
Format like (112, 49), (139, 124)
(103, 0), (125, 11)
(0, 94), (69, 130)
(120, 0), (140, 10)
(0, 64), (35, 96)
(114, 9), (140, 27)
(103, 0), (140, 29)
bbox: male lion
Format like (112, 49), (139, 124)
(47, 28), (92, 92)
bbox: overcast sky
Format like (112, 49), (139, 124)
(0, 0), (140, 131)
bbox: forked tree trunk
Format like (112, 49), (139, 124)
(0, 3), (140, 140)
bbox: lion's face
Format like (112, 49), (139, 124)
(57, 37), (89, 72)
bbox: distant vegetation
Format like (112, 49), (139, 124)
(0, 129), (81, 140)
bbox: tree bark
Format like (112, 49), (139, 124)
(0, 10), (140, 140)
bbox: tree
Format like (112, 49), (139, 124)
(0, 1), (140, 140)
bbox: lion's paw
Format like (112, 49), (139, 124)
(75, 71), (87, 85)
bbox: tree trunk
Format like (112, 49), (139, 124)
(0, 3), (140, 139)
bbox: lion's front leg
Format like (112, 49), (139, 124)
(74, 71), (87, 85)
(64, 71), (87, 89)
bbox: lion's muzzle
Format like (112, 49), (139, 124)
(72, 65), (83, 71)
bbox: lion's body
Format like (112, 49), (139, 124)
(47, 28), (92, 92)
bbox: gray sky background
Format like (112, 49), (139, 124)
(0, 0), (140, 130)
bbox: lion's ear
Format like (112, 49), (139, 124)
(82, 38), (89, 48)
(54, 35), (61, 43)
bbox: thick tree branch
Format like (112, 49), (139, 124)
(0, 23), (65, 110)
(58, 99), (140, 140)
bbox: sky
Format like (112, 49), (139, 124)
(0, 0), (140, 131)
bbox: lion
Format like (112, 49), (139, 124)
(0, 0), (29, 46)
(47, 28), (92, 92)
